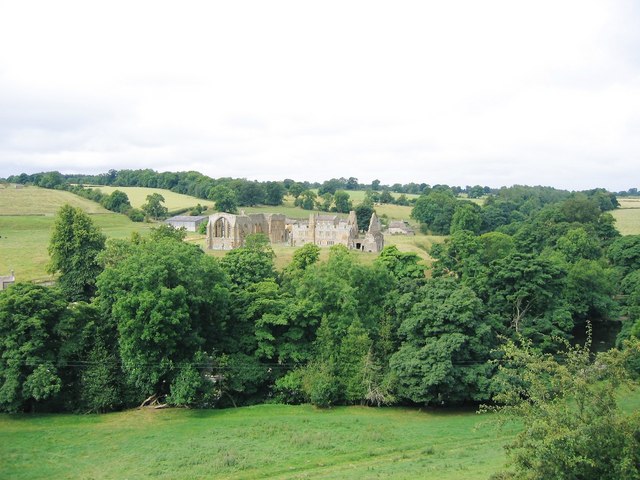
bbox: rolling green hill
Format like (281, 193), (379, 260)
(0, 185), (110, 215)
(0, 185), (438, 281)
(0, 187), (154, 281)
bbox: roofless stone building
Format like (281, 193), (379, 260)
(206, 211), (383, 252)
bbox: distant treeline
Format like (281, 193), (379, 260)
(5, 169), (639, 207)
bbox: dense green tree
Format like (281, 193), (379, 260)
(220, 234), (276, 289)
(565, 259), (618, 322)
(236, 180), (265, 206)
(285, 243), (320, 273)
(295, 190), (317, 210)
(615, 271), (640, 346)
(47, 204), (106, 301)
(467, 185), (485, 198)
(411, 190), (458, 235)
(584, 188), (619, 211)
(487, 337), (640, 480)
(209, 184), (238, 213)
(375, 246), (425, 281)
(320, 193), (333, 212)
(478, 231), (515, 264)
(346, 177), (359, 190)
(390, 277), (496, 404)
(595, 212), (620, 245)
(333, 190), (352, 213)
(0, 284), (67, 412)
(95, 239), (230, 401)
(395, 194), (410, 206)
(337, 318), (372, 404)
(608, 235), (640, 276)
(141, 193), (168, 220)
(101, 190), (131, 213)
(556, 227), (601, 262)
(379, 190), (394, 204)
(80, 338), (122, 413)
(354, 202), (375, 232)
(148, 224), (187, 242)
(558, 193), (601, 224)
(288, 182), (305, 199)
(450, 202), (482, 234)
(480, 197), (520, 232)
(318, 178), (345, 195)
(264, 181), (285, 206)
(364, 189), (380, 203)
(430, 230), (483, 280)
(482, 252), (572, 350)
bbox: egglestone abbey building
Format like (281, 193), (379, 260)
(206, 211), (384, 252)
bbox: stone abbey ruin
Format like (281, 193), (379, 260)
(206, 211), (384, 252)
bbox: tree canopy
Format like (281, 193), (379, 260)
(47, 204), (106, 301)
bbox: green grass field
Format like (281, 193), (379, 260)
(613, 198), (640, 236)
(2, 389), (638, 480)
(0, 405), (515, 479)
(0, 186), (110, 215)
(0, 214), (154, 282)
(0, 187), (158, 281)
(316, 189), (420, 203)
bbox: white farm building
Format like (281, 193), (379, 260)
(165, 215), (208, 232)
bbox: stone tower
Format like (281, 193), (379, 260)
(362, 212), (384, 252)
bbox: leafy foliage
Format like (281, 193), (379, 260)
(47, 204), (106, 301)
(487, 337), (640, 480)
(390, 277), (496, 404)
(95, 238), (230, 399)
(0, 284), (67, 412)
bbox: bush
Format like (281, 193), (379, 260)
(272, 369), (307, 404)
(126, 208), (145, 222)
(302, 362), (340, 408)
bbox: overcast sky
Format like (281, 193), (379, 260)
(1, 1), (639, 191)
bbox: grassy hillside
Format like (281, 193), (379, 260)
(0, 187), (156, 281)
(90, 185), (212, 211)
(0, 185), (110, 215)
(319, 189), (420, 203)
(613, 198), (640, 236)
(0, 405), (514, 479)
(0, 185), (435, 280)
(0, 214), (153, 282)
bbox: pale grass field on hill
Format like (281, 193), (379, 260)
(0, 185), (109, 215)
(90, 185), (212, 211)
(0, 187), (154, 281)
(613, 197), (640, 235)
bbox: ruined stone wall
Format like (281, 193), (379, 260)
(206, 211), (380, 252)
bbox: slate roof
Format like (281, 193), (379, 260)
(166, 215), (208, 222)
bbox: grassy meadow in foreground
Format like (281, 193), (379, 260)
(0, 405), (515, 480)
